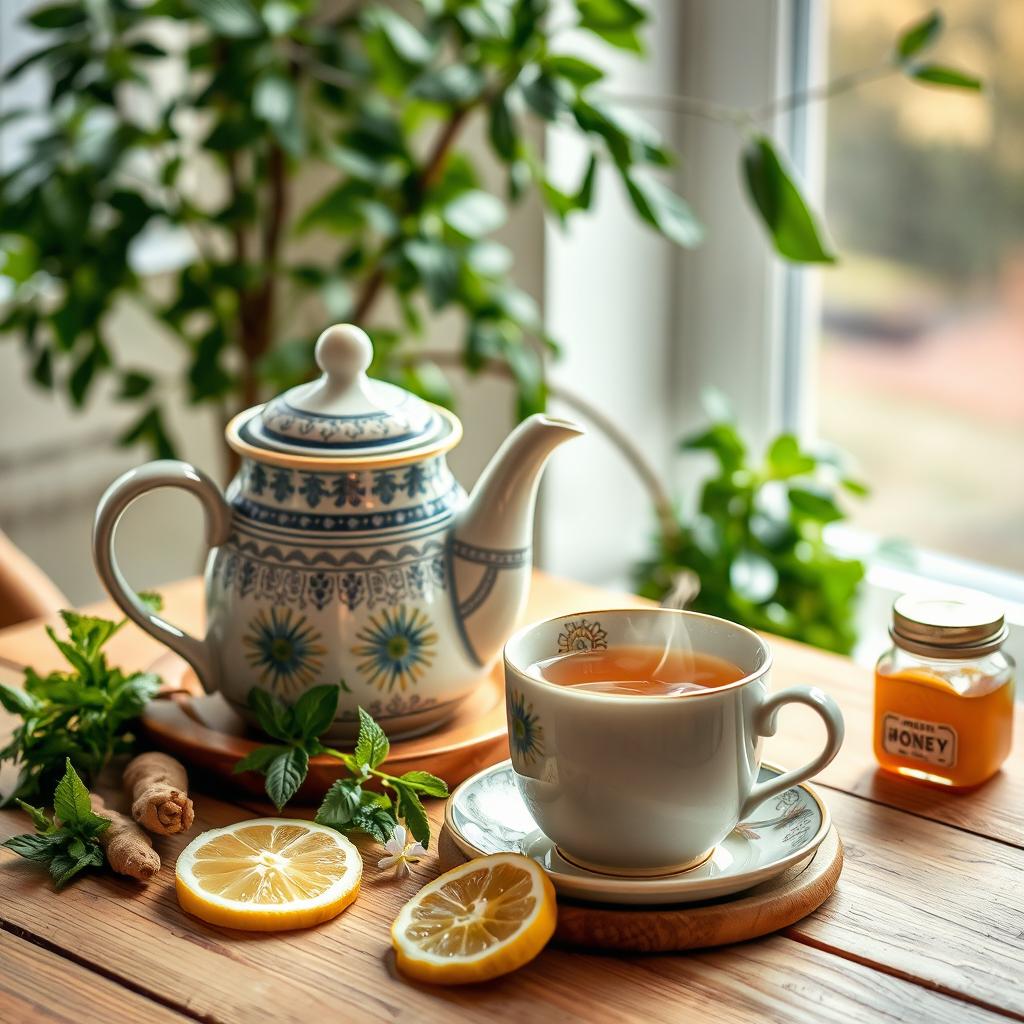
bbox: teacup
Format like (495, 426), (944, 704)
(503, 608), (845, 874)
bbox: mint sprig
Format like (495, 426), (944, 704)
(233, 685), (338, 808)
(0, 595), (164, 805)
(2, 759), (109, 889)
(235, 687), (448, 847)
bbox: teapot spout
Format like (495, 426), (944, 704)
(450, 414), (583, 666)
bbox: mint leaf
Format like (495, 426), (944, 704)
(292, 685), (340, 741)
(350, 804), (396, 844)
(49, 844), (103, 889)
(353, 708), (389, 770)
(16, 800), (54, 833)
(3, 776), (108, 889)
(359, 788), (391, 810)
(234, 744), (289, 775)
(0, 602), (165, 807)
(390, 781), (430, 847)
(314, 778), (363, 829)
(59, 611), (122, 660)
(53, 759), (92, 826)
(0, 684), (37, 716)
(264, 747), (309, 810)
(45, 630), (92, 680)
(3, 832), (66, 863)
(398, 770), (449, 798)
(248, 688), (294, 742)
(110, 673), (162, 720)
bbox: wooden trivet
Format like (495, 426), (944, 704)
(438, 824), (842, 953)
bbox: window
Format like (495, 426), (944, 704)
(818, 1), (1024, 574)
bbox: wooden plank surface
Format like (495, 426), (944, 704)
(0, 795), (1009, 1024)
(3, 769), (1020, 1021)
(0, 928), (191, 1024)
(786, 787), (1024, 1018)
(0, 576), (207, 674)
(0, 572), (1020, 1023)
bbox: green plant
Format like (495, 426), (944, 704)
(0, 4), (979, 654)
(635, 413), (868, 654)
(0, 3), (978, 463)
(2, 760), (110, 889)
(0, 598), (163, 805)
(236, 685), (447, 846)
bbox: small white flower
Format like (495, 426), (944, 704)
(377, 824), (428, 878)
(360, 762), (371, 776)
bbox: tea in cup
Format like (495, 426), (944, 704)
(503, 609), (844, 874)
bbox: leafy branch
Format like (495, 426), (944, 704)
(0, 2), (981, 467)
(0, 595), (164, 805)
(635, 400), (868, 654)
(234, 686), (447, 847)
(0, 0), (699, 463)
(611, 9), (981, 263)
(2, 760), (109, 889)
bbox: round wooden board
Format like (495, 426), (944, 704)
(438, 824), (843, 953)
(141, 652), (508, 802)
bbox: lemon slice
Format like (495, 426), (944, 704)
(175, 818), (361, 931)
(391, 853), (556, 984)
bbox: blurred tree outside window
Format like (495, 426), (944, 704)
(820, 0), (1024, 573)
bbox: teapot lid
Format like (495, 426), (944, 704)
(227, 324), (461, 467)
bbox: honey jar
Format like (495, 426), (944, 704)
(874, 590), (1015, 789)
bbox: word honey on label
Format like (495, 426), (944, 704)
(874, 591), (1015, 789)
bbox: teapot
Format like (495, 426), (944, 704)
(93, 324), (582, 739)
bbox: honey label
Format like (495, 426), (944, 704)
(882, 713), (957, 767)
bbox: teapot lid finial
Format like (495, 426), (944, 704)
(236, 321), (460, 462)
(315, 324), (373, 395)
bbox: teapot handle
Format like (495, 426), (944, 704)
(92, 460), (233, 693)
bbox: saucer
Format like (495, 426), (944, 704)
(444, 760), (830, 906)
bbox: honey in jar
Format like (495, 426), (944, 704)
(874, 590), (1015, 789)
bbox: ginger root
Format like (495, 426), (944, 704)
(124, 752), (194, 836)
(89, 794), (161, 883)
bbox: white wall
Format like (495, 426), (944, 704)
(0, 2), (538, 604)
(541, 0), (798, 588)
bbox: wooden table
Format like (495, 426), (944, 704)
(1, 573), (1021, 1024)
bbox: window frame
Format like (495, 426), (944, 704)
(539, 0), (814, 587)
(540, 0), (1024, 667)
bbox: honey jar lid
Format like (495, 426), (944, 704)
(891, 589), (1008, 658)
